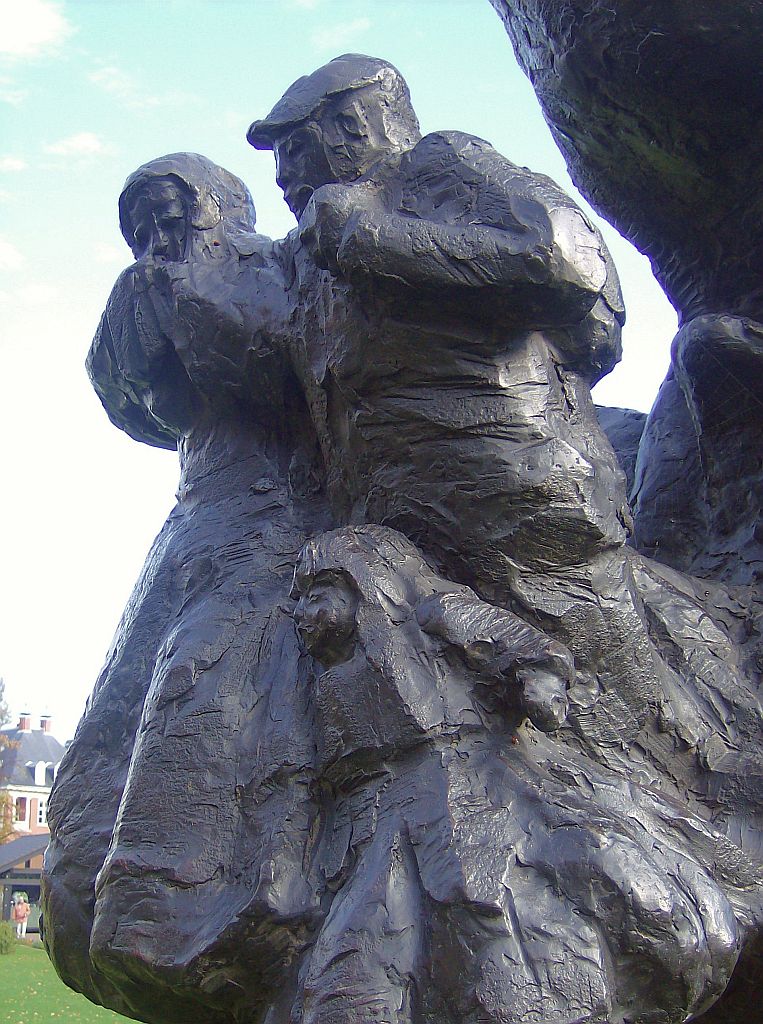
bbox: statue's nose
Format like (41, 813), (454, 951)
(275, 164), (293, 191)
(294, 595), (308, 623)
(153, 222), (171, 253)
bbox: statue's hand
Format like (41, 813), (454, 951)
(299, 186), (350, 272)
(299, 183), (376, 274)
(516, 663), (569, 733)
(417, 590), (572, 732)
(150, 260), (247, 339)
(123, 259), (239, 381)
(124, 258), (179, 358)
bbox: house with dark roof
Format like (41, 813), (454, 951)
(0, 832), (48, 930)
(1, 713), (66, 838)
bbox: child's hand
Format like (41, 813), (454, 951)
(516, 664), (569, 732)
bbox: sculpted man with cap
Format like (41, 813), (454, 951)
(248, 54), (663, 764)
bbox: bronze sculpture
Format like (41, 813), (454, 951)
(43, 39), (763, 1024)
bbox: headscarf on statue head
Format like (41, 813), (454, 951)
(118, 152), (261, 261)
(88, 153), (270, 449)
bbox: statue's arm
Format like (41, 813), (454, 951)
(86, 271), (179, 449)
(301, 141), (610, 325)
(145, 246), (289, 413)
(416, 590), (572, 732)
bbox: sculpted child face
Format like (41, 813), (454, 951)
(127, 177), (189, 261)
(516, 665), (569, 733)
(294, 572), (359, 666)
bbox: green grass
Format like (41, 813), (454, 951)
(0, 941), (136, 1023)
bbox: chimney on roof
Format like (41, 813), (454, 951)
(18, 712), (31, 732)
(40, 715), (52, 734)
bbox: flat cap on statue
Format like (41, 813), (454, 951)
(247, 53), (407, 149)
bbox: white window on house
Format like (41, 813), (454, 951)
(34, 761), (48, 786)
(37, 799), (47, 826)
(13, 796), (27, 823)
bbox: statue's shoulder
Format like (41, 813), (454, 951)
(403, 130), (502, 180)
(406, 130), (591, 220)
(400, 130), (563, 230)
(86, 262), (180, 451)
(406, 130), (535, 182)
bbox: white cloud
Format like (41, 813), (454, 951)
(0, 86), (25, 103)
(0, 74), (26, 104)
(0, 237), (25, 270)
(94, 242), (128, 266)
(311, 16), (371, 51)
(0, 0), (73, 59)
(88, 65), (159, 111)
(0, 281), (62, 310)
(87, 63), (197, 112)
(43, 131), (104, 157)
(18, 283), (60, 305)
(0, 155), (27, 172)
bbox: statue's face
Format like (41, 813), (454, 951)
(127, 178), (189, 260)
(274, 88), (392, 216)
(274, 122), (333, 217)
(294, 573), (358, 666)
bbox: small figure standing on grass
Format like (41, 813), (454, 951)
(13, 896), (30, 940)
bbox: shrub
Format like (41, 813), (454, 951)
(0, 920), (15, 954)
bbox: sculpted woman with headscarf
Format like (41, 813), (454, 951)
(43, 154), (330, 1023)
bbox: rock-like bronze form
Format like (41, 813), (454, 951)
(44, 53), (763, 1024)
(490, 0), (763, 588)
(595, 405), (645, 498)
(489, 1), (763, 323)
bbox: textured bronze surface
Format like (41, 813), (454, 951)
(44, 43), (763, 1024)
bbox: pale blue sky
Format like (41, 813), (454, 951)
(0, 0), (676, 740)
